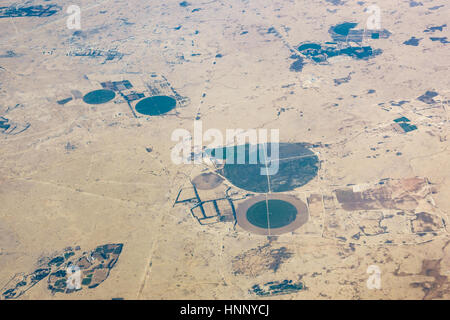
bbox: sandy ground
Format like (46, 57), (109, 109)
(0, 0), (449, 299)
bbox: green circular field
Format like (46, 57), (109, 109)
(82, 89), (116, 105)
(246, 199), (298, 229)
(135, 96), (176, 116)
(207, 143), (319, 193)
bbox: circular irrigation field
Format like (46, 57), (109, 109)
(192, 172), (224, 190)
(135, 96), (176, 116)
(83, 89), (116, 104)
(207, 143), (319, 193)
(236, 194), (309, 235)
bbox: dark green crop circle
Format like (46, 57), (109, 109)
(83, 89), (116, 104)
(246, 199), (298, 229)
(135, 96), (176, 116)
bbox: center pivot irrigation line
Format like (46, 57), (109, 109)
(262, 143), (272, 236)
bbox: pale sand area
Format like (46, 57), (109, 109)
(0, 0), (449, 299)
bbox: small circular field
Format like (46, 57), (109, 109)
(236, 194), (308, 235)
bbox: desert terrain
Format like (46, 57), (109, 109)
(0, 0), (449, 299)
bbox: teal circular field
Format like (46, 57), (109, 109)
(246, 199), (298, 229)
(206, 143), (319, 193)
(135, 96), (176, 116)
(83, 89), (115, 105)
